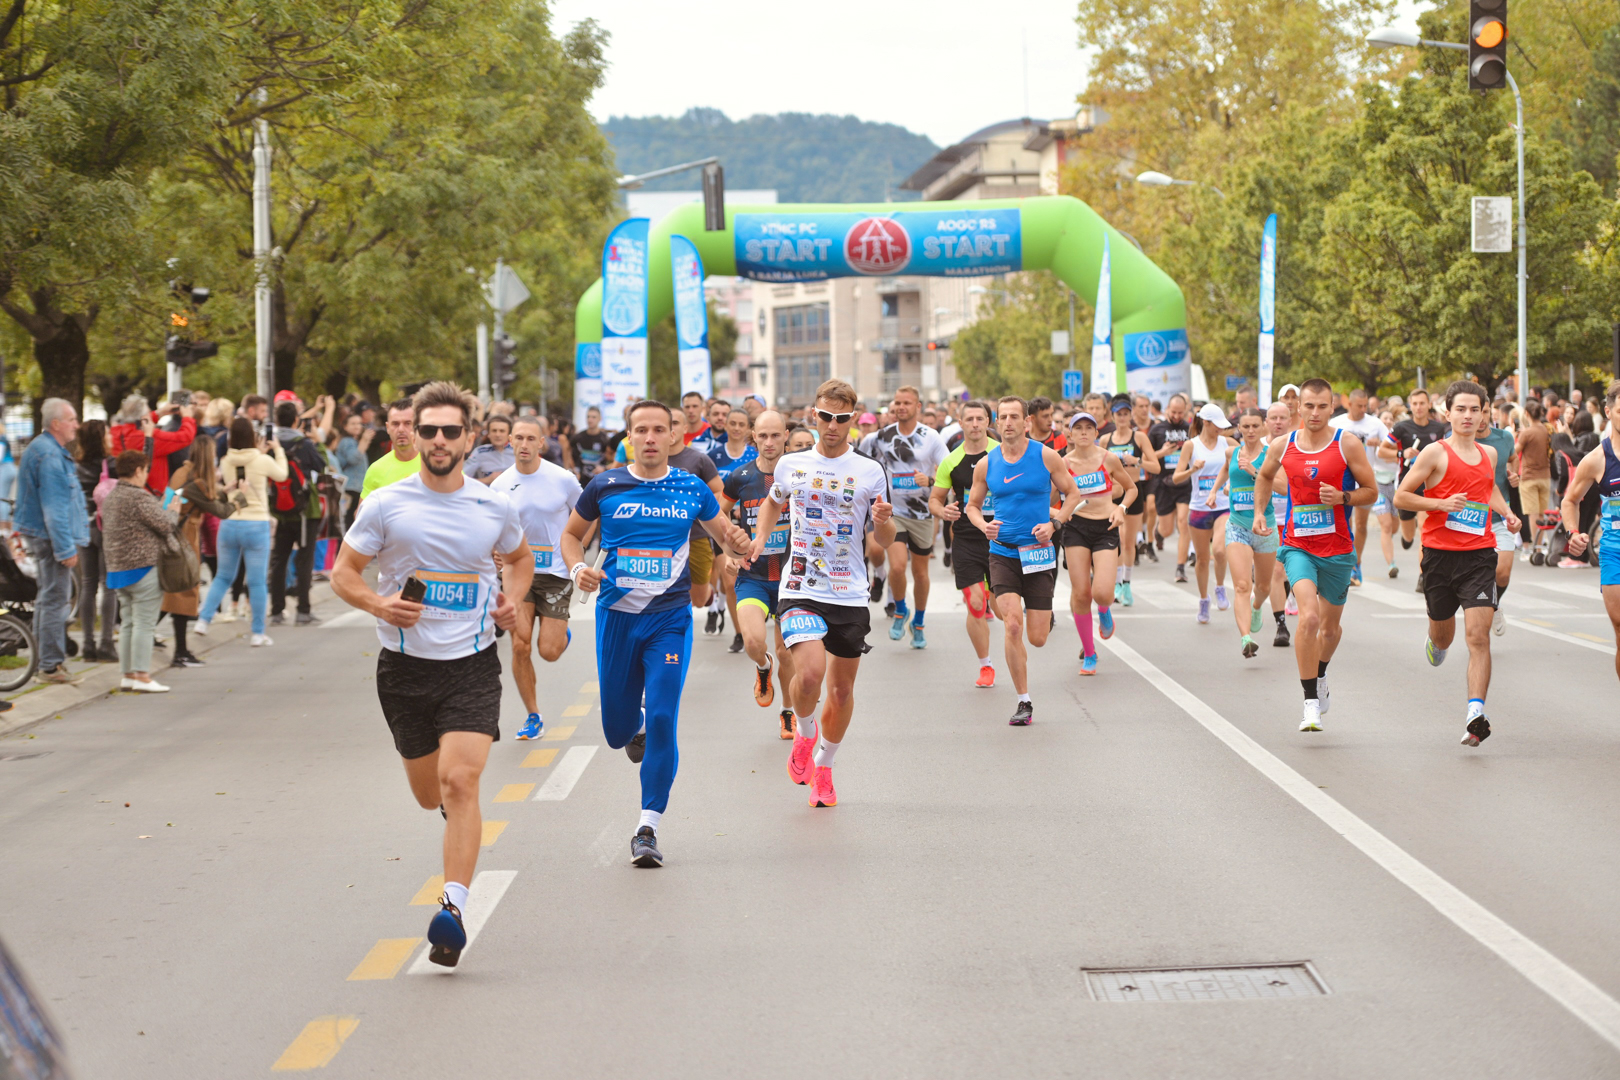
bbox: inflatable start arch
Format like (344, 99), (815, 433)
(573, 194), (1188, 409)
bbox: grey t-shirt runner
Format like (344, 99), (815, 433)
(858, 422), (947, 520)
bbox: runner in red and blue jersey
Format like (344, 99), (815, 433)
(1252, 378), (1379, 733)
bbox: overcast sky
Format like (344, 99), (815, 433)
(548, 0), (1429, 147)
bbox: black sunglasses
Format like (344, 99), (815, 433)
(416, 423), (465, 440)
(815, 409), (855, 424)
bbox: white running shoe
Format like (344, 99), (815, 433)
(193, 619), (209, 637)
(1318, 674), (1330, 714)
(250, 634), (274, 647)
(1492, 607), (1506, 636)
(1214, 585), (1229, 611)
(127, 678), (170, 693)
(1284, 595), (1298, 616)
(1299, 699), (1322, 732)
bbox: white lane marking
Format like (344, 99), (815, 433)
(1126, 579), (1191, 611)
(533, 745), (598, 801)
(407, 870), (517, 975)
(588, 822), (620, 867)
(1515, 577), (1604, 601)
(1351, 582), (1426, 610)
(1099, 634), (1620, 1053)
(1505, 617), (1615, 655)
(320, 609), (374, 628)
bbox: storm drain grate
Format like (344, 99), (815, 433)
(1083, 962), (1329, 1002)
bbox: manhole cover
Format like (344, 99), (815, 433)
(1083, 962), (1328, 1002)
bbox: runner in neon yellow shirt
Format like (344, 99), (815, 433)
(361, 400), (421, 499)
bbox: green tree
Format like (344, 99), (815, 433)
(0, 0), (227, 414)
(950, 275), (1077, 400)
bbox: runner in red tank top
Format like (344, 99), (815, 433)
(1252, 379), (1379, 733)
(1396, 380), (1519, 748)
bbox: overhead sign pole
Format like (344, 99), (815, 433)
(252, 94), (274, 399)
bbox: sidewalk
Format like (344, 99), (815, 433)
(0, 583), (344, 739)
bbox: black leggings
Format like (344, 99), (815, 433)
(171, 615), (190, 659)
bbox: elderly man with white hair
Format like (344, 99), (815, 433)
(15, 397), (90, 685)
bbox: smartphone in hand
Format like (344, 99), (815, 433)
(399, 576), (426, 604)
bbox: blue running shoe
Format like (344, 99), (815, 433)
(1119, 581), (1134, 607)
(910, 623), (927, 649)
(1079, 653), (1099, 676)
(516, 713), (544, 740)
(890, 613), (908, 640)
(1351, 563), (1363, 586)
(427, 897), (467, 967)
(1098, 607), (1115, 640)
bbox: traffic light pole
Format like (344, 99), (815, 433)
(1508, 70), (1527, 405)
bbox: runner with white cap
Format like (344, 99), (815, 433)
(1173, 402), (1234, 624)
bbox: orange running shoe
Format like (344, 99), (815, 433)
(753, 654), (775, 708)
(788, 730), (815, 785)
(975, 664), (995, 688)
(809, 765), (837, 807)
(778, 709), (794, 740)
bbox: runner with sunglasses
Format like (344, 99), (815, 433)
(966, 396), (1082, 725)
(332, 382), (531, 969)
(561, 400), (752, 868)
(745, 380), (894, 809)
(1060, 412), (1136, 676)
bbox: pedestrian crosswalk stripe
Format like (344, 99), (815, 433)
(347, 938), (421, 981)
(533, 745), (597, 801)
(493, 783), (534, 802)
(271, 1016), (359, 1070)
(407, 870), (516, 975)
(520, 748), (558, 768)
(409, 875), (444, 905)
(480, 820), (508, 846)
(579, 681), (597, 694)
(561, 703), (591, 717)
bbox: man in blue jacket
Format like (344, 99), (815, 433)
(16, 398), (90, 684)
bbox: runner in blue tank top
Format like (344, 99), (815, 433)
(965, 396), (1082, 727)
(1561, 381), (1620, 683)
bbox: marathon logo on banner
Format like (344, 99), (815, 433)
(734, 210), (1022, 282)
(1121, 328), (1191, 403)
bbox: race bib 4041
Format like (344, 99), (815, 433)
(780, 608), (829, 648)
(615, 547), (674, 590)
(417, 570), (481, 620)
(1445, 500), (1489, 536)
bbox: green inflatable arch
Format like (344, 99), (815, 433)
(574, 194), (1186, 387)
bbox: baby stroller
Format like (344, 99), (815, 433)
(0, 530), (41, 690)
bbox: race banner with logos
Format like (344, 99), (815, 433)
(600, 217), (650, 430)
(1089, 233), (1116, 396)
(733, 209), (1022, 281)
(572, 342), (602, 431)
(671, 234), (713, 400)
(1257, 212), (1277, 407)
(1122, 328), (1191, 402)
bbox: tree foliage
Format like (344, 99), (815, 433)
(950, 275), (1077, 400)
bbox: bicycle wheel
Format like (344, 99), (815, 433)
(0, 612), (39, 693)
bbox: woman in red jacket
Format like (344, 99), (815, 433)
(109, 394), (198, 495)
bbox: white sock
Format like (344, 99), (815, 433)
(1017, 693), (1031, 703)
(978, 657), (993, 668)
(812, 736), (840, 768)
(443, 880), (469, 911)
(638, 708), (646, 736)
(638, 809), (662, 831)
(1116, 567), (1125, 583)
(1466, 699), (1485, 720)
(795, 705), (819, 743)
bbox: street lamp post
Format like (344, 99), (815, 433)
(1134, 171), (1227, 199)
(1368, 27), (1528, 404)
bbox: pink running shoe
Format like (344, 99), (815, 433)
(809, 765), (837, 807)
(788, 731), (815, 785)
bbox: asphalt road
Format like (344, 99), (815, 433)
(2, 543), (1619, 1078)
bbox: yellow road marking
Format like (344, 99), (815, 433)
(347, 939), (421, 981)
(409, 875), (444, 906)
(542, 725), (577, 741)
(1575, 632), (1609, 644)
(579, 681), (597, 694)
(1523, 618), (1555, 628)
(521, 748), (559, 768)
(494, 783), (534, 802)
(561, 704), (591, 718)
(481, 820), (508, 846)
(272, 1016), (359, 1071)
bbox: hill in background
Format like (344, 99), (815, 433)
(602, 107), (940, 203)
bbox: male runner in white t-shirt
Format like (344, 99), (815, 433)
(334, 381), (531, 969)
(489, 415), (584, 741)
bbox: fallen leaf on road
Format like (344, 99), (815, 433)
(215, 792), (226, 795)
(124, 802), (130, 807)
(165, 822), (173, 827)
(385, 857), (399, 861)
(138, 835), (151, 839)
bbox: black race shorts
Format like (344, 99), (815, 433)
(1155, 479), (1192, 517)
(987, 552), (1058, 610)
(1420, 546), (1498, 622)
(775, 597), (872, 659)
(952, 532), (991, 590)
(376, 644), (503, 760)
(1121, 479), (1148, 517)
(1060, 514), (1121, 552)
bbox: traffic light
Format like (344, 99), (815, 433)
(1469, 0), (1508, 91)
(165, 336), (218, 368)
(165, 281), (215, 367)
(492, 334), (517, 387)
